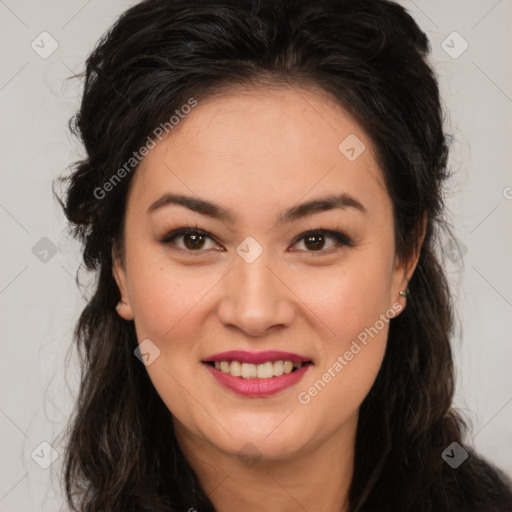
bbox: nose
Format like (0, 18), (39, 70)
(216, 252), (296, 337)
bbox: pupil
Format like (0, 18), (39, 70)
(305, 234), (324, 251)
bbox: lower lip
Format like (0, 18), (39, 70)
(204, 363), (311, 397)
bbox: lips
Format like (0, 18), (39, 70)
(202, 350), (313, 397)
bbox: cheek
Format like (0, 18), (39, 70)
(292, 254), (393, 412)
(126, 266), (214, 416)
(129, 263), (217, 343)
(288, 252), (394, 344)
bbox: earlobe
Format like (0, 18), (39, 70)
(115, 299), (134, 321)
(112, 250), (134, 321)
(392, 267), (412, 316)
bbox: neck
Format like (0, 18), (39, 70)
(173, 413), (357, 512)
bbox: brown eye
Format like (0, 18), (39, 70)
(303, 233), (327, 251)
(182, 232), (206, 250)
(161, 227), (220, 252)
(292, 230), (352, 253)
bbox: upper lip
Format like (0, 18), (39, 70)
(203, 350), (312, 365)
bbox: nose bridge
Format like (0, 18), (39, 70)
(217, 248), (295, 335)
(235, 252), (275, 303)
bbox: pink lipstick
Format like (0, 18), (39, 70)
(203, 350), (313, 397)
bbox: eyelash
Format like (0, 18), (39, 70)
(159, 225), (354, 255)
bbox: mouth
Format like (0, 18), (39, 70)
(202, 350), (313, 397)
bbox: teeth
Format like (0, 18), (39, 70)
(230, 360), (242, 377)
(212, 360), (304, 379)
(241, 362), (257, 378)
(257, 362), (273, 379)
(273, 360), (284, 377)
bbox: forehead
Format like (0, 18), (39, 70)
(127, 85), (389, 220)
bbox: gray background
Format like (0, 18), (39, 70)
(1, 0), (511, 510)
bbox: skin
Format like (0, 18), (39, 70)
(113, 84), (423, 512)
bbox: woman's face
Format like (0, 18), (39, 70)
(113, 85), (413, 462)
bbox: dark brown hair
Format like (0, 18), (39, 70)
(55, 0), (512, 510)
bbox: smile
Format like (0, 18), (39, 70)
(210, 360), (305, 379)
(203, 350), (313, 397)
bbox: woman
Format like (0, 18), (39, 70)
(56, 0), (512, 510)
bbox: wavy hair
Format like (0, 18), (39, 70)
(55, 0), (512, 510)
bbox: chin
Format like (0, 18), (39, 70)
(202, 418), (313, 460)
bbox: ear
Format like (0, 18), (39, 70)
(112, 247), (134, 321)
(391, 213), (427, 313)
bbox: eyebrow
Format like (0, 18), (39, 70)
(147, 192), (366, 223)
